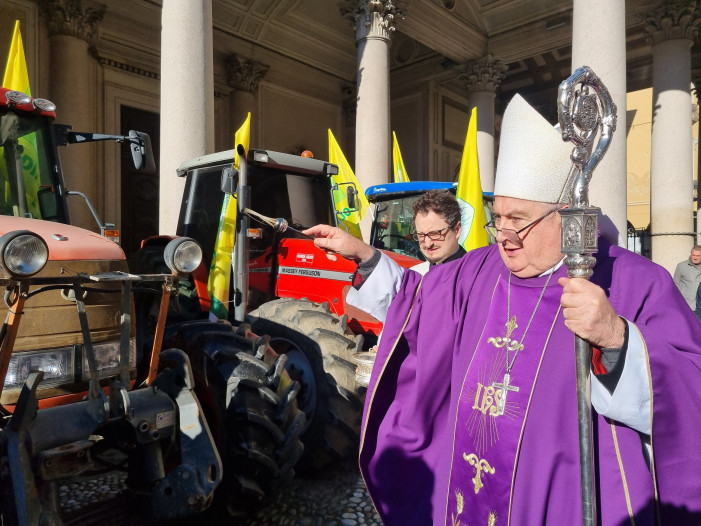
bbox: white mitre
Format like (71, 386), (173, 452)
(494, 94), (573, 204)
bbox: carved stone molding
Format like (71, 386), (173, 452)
(41, 0), (105, 42)
(225, 55), (269, 93)
(457, 55), (508, 94)
(95, 55), (159, 80)
(645, 1), (701, 46)
(340, 0), (405, 42)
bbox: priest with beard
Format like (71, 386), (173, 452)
(304, 94), (701, 525)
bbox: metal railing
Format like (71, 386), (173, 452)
(627, 227), (651, 259)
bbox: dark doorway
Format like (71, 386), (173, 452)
(120, 106), (160, 257)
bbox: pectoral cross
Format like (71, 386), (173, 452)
(492, 372), (518, 416)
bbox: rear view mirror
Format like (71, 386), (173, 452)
(220, 166), (239, 195)
(128, 130), (156, 174)
(37, 186), (58, 221)
(347, 185), (358, 210)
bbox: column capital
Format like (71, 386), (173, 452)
(645, 1), (701, 46)
(225, 55), (269, 93)
(340, 0), (405, 42)
(41, 0), (105, 42)
(457, 55), (508, 94)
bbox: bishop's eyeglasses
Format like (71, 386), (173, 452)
(483, 207), (560, 245)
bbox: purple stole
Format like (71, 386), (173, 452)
(444, 272), (562, 525)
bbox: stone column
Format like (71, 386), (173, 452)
(341, 0), (402, 239)
(42, 0), (104, 231)
(159, 0), (214, 234)
(646, 3), (701, 274)
(571, 0), (627, 246)
(342, 85), (358, 166)
(457, 55), (507, 193)
(696, 79), (701, 241)
(225, 55), (269, 145)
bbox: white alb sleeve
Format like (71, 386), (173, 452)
(591, 320), (651, 435)
(346, 252), (405, 323)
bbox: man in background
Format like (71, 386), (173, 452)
(673, 245), (701, 309)
(349, 189), (463, 323)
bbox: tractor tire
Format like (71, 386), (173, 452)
(0, 465), (18, 526)
(247, 298), (365, 472)
(162, 320), (305, 519)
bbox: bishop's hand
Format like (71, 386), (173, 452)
(558, 277), (626, 349)
(303, 224), (376, 263)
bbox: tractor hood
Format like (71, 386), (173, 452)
(0, 217), (125, 261)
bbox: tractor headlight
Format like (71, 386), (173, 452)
(3, 339), (138, 393)
(5, 90), (31, 106)
(81, 339), (136, 381)
(0, 231), (49, 278)
(5, 347), (74, 391)
(164, 237), (202, 274)
(32, 98), (56, 112)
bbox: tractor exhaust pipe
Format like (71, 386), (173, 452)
(233, 144), (250, 323)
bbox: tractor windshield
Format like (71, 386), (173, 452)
(0, 109), (63, 221)
(370, 195), (426, 260)
(369, 192), (495, 261)
(178, 162), (336, 270)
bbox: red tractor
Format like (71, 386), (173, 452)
(0, 87), (304, 523)
(134, 147), (421, 472)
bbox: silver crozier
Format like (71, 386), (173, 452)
(557, 66), (617, 526)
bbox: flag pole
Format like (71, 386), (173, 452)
(556, 66), (617, 526)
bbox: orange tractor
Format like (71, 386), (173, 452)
(0, 87), (304, 524)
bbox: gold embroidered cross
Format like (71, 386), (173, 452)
(487, 316), (519, 349)
(463, 453), (495, 494)
(504, 316), (517, 338)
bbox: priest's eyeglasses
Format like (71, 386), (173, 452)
(411, 225), (453, 242)
(484, 207), (560, 245)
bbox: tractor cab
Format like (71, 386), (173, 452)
(0, 89), (67, 223)
(366, 181), (495, 260)
(0, 87), (154, 240)
(176, 148), (340, 275)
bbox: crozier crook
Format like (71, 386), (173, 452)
(557, 66), (617, 526)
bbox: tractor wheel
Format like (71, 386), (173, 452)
(247, 298), (365, 472)
(164, 320), (305, 519)
(0, 464), (18, 526)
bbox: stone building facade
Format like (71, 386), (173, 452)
(0, 0), (699, 273)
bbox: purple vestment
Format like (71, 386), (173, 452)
(359, 240), (701, 525)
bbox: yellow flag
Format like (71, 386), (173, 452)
(207, 113), (250, 320)
(456, 107), (488, 251)
(1, 20), (40, 218)
(3, 21), (29, 94)
(392, 131), (410, 183)
(328, 129), (368, 240)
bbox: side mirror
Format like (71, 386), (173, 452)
(220, 166), (239, 195)
(37, 186), (59, 221)
(128, 130), (156, 174)
(346, 185), (358, 210)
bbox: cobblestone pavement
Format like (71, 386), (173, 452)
(59, 460), (383, 526)
(240, 461), (382, 526)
